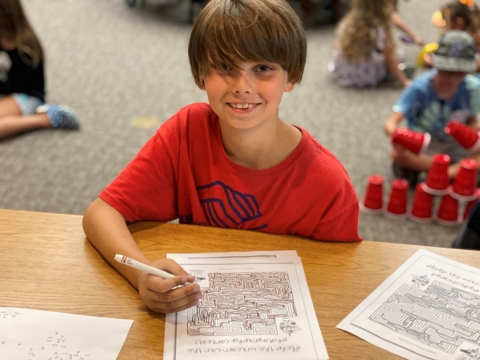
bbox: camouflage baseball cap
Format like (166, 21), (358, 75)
(433, 30), (476, 73)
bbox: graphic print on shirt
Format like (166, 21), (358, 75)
(195, 180), (268, 230)
(0, 52), (12, 82)
(413, 102), (469, 141)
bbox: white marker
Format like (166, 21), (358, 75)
(114, 254), (192, 284)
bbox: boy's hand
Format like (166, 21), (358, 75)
(138, 259), (201, 313)
(401, 79), (412, 88)
(413, 35), (424, 47)
(384, 112), (405, 136)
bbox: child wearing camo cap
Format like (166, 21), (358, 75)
(384, 30), (480, 188)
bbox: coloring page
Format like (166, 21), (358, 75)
(164, 251), (328, 360)
(337, 249), (480, 360)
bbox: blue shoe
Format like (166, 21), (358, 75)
(39, 104), (79, 129)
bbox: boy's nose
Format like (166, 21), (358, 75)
(231, 73), (252, 94)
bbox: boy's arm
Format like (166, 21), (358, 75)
(83, 197), (201, 313)
(391, 11), (424, 46)
(384, 112), (405, 136)
(467, 115), (480, 130)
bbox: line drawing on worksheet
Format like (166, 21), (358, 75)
(164, 251), (329, 360)
(367, 279), (480, 356)
(338, 249), (480, 360)
(187, 272), (299, 337)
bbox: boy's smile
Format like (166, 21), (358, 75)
(200, 61), (295, 130)
(226, 102), (261, 115)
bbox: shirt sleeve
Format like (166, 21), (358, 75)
(309, 161), (362, 242)
(312, 201), (362, 241)
(392, 82), (420, 119)
(466, 77), (480, 116)
(99, 119), (180, 223)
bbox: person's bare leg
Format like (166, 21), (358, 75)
(0, 114), (51, 139)
(0, 96), (51, 140)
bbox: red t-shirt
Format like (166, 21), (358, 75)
(100, 103), (361, 241)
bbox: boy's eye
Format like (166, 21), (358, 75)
(210, 63), (230, 70)
(219, 63), (231, 71)
(209, 63), (230, 71)
(256, 65), (272, 72)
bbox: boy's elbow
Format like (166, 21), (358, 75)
(82, 198), (110, 242)
(82, 200), (97, 242)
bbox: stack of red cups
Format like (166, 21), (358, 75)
(360, 175), (384, 214)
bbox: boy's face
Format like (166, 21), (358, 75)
(199, 61), (295, 131)
(434, 70), (467, 99)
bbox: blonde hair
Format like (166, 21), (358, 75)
(188, 0), (307, 86)
(0, 0), (44, 68)
(338, 0), (395, 62)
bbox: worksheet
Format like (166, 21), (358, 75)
(0, 308), (133, 360)
(337, 249), (480, 360)
(164, 251), (328, 360)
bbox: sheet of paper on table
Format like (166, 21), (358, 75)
(0, 307), (133, 360)
(337, 249), (480, 360)
(164, 250), (328, 360)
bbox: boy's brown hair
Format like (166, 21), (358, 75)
(188, 0), (307, 86)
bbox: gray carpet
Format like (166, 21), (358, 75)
(0, 0), (463, 247)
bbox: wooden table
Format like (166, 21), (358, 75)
(2, 209), (480, 359)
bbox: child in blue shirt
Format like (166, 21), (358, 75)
(384, 30), (480, 187)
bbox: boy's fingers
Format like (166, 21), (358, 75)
(186, 275), (196, 283)
(146, 274), (199, 293)
(138, 259), (202, 313)
(150, 296), (200, 314)
(157, 258), (190, 277)
(144, 285), (202, 313)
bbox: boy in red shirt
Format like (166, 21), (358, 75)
(83, 0), (361, 314)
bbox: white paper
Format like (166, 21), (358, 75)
(337, 249), (480, 360)
(0, 307), (133, 360)
(164, 251), (328, 360)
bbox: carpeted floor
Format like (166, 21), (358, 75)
(0, 0), (463, 247)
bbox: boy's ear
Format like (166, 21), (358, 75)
(198, 80), (205, 90)
(284, 81), (296, 93)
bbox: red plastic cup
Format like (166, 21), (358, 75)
(435, 194), (460, 226)
(385, 179), (409, 219)
(463, 189), (480, 221)
(408, 183), (434, 223)
(421, 154), (451, 195)
(450, 159), (478, 201)
(360, 175), (384, 214)
(444, 121), (480, 153)
(391, 128), (431, 154)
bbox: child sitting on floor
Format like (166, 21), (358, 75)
(0, 0), (78, 140)
(384, 30), (480, 188)
(328, 0), (410, 88)
(83, 0), (361, 314)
